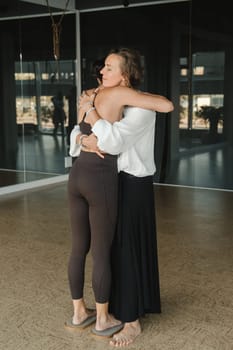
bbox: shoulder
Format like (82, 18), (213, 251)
(124, 106), (155, 117)
(97, 87), (119, 100)
(101, 86), (139, 99)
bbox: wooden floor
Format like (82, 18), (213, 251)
(0, 183), (233, 350)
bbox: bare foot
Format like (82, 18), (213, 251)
(109, 320), (141, 347)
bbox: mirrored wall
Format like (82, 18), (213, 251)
(78, 0), (233, 191)
(0, 0), (232, 191)
(0, 0), (77, 187)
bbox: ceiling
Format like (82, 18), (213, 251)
(0, 0), (188, 19)
(0, 0), (74, 20)
(74, 0), (185, 12)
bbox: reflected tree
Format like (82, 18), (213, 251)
(196, 106), (223, 143)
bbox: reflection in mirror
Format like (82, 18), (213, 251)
(166, 0), (233, 190)
(179, 51), (225, 148)
(1, 0), (232, 192)
(0, 0), (76, 188)
(16, 59), (76, 174)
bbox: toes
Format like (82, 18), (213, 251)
(110, 336), (130, 347)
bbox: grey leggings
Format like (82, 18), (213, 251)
(67, 151), (118, 303)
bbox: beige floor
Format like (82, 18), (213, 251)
(0, 183), (233, 350)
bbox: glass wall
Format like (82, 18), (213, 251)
(167, 0), (232, 190)
(0, 0), (76, 188)
(16, 59), (76, 175)
(179, 52), (224, 140)
(0, 0), (232, 191)
(15, 60), (76, 134)
(78, 0), (232, 191)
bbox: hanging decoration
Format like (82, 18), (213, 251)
(46, 0), (70, 60)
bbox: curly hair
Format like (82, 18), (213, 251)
(109, 47), (143, 88)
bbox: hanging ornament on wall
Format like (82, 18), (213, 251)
(46, 0), (70, 60)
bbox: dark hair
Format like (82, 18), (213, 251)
(109, 47), (143, 88)
(91, 58), (105, 82)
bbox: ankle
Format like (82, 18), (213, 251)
(125, 320), (141, 331)
(72, 298), (87, 320)
(95, 302), (109, 321)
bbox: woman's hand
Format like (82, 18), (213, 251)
(78, 91), (95, 112)
(82, 133), (105, 159)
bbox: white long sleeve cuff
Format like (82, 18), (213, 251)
(69, 125), (81, 157)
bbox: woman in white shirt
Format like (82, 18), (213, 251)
(67, 48), (173, 344)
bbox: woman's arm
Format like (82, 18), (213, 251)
(78, 86), (174, 155)
(69, 88), (98, 157)
(79, 86), (174, 127)
(108, 86), (174, 113)
(83, 108), (156, 155)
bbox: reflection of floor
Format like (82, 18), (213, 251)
(0, 184), (232, 349)
(0, 133), (69, 188)
(0, 134), (232, 191)
(16, 133), (69, 174)
(0, 169), (58, 187)
(166, 143), (233, 190)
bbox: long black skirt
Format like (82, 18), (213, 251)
(109, 171), (161, 323)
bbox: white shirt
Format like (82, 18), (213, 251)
(69, 124), (82, 157)
(69, 107), (156, 177)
